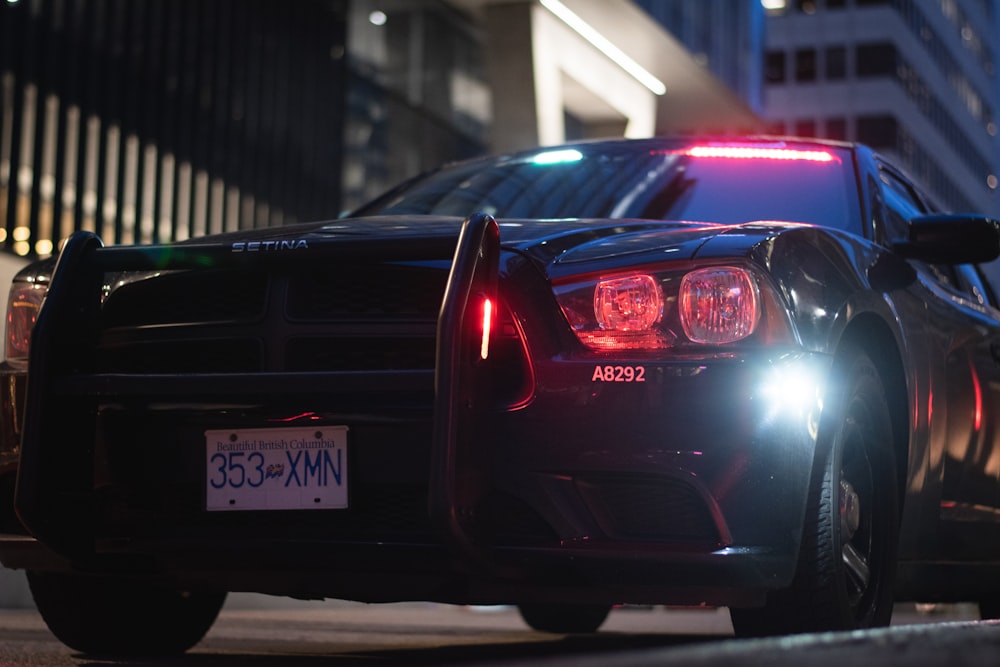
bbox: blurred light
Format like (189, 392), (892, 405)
(480, 297), (493, 360)
(758, 362), (823, 428)
(988, 174), (998, 190)
(539, 0), (666, 96)
(761, 0), (787, 9)
(34, 239), (53, 256)
(685, 145), (835, 162)
(972, 364), (982, 431)
(369, 10), (387, 26)
(532, 149), (583, 165)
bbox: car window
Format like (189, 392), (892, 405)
(359, 142), (864, 234)
(878, 166), (929, 243)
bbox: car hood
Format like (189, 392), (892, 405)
(192, 214), (791, 276)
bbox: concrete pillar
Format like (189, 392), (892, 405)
(485, 2), (541, 153)
(483, 0), (655, 153)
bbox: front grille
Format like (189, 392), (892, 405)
(576, 474), (721, 544)
(97, 339), (263, 373)
(285, 336), (437, 371)
(94, 261), (532, 407)
(102, 269), (268, 327)
(96, 263), (449, 374)
(287, 266), (447, 320)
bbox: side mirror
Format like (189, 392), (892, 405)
(892, 214), (1000, 264)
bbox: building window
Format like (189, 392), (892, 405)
(795, 48), (817, 82)
(794, 119), (817, 137)
(825, 46), (846, 80)
(856, 114), (898, 149)
(855, 43), (896, 78)
(765, 50), (786, 84)
(826, 117), (847, 140)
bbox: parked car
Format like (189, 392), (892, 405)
(2, 136), (1000, 655)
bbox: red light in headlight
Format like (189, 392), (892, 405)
(595, 274), (663, 331)
(5, 283), (46, 368)
(679, 267), (759, 344)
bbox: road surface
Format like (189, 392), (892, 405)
(0, 593), (998, 665)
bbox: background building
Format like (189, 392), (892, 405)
(0, 0), (350, 256)
(634, 0), (767, 116)
(0, 0), (762, 246)
(762, 0), (1000, 216)
(344, 0), (762, 211)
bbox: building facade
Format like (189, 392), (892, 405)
(762, 0), (1000, 215)
(0, 0), (760, 254)
(343, 0), (763, 212)
(0, 0), (350, 256)
(634, 0), (767, 116)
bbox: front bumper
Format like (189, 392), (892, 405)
(0, 351), (827, 609)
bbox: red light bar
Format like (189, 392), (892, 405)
(480, 297), (493, 360)
(684, 145), (835, 163)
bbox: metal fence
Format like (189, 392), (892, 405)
(0, 0), (347, 257)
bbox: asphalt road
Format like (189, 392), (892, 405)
(0, 595), (998, 666)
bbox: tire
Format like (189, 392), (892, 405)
(731, 346), (900, 636)
(979, 601), (1000, 620)
(517, 603), (612, 633)
(27, 571), (226, 656)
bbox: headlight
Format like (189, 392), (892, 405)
(554, 264), (793, 353)
(679, 267), (759, 345)
(5, 282), (46, 368)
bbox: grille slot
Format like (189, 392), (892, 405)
(576, 475), (721, 544)
(95, 263), (451, 374)
(102, 269), (268, 327)
(287, 266), (447, 320)
(286, 336), (437, 371)
(97, 339), (263, 373)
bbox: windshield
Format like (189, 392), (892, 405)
(357, 140), (864, 235)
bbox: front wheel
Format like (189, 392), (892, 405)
(979, 601), (1000, 619)
(731, 346), (900, 636)
(518, 603), (612, 633)
(28, 571), (226, 656)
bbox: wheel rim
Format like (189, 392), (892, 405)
(838, 406), (880, 616)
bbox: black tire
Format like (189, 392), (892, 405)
(731, 346), (900, 636)
(27, 571), (226, 656)
(979, 601), (1000, 619)
(517, 603), (612, 633)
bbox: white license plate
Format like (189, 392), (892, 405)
(205, 425), (348, 511)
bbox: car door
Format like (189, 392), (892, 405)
(876, 162), (1000, 556)
(945, 263), (1000, 531)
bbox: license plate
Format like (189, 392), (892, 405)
(205, 425), (348, 511)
